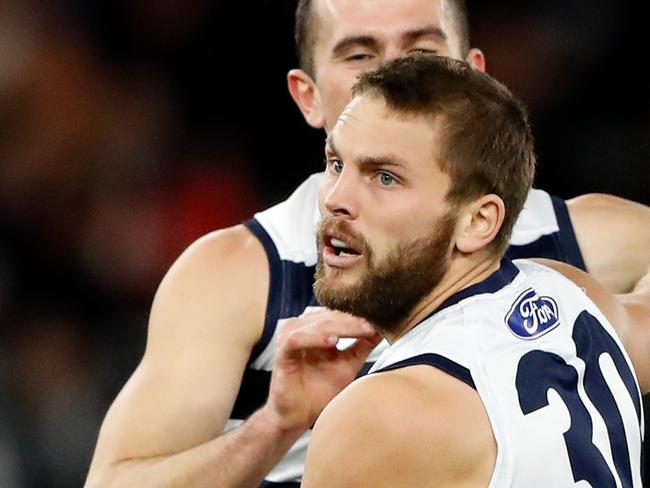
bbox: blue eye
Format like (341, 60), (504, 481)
(331, 159), (344, 174)
(378, 172), (396, 186)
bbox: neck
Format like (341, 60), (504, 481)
(382, 253), (502, 343)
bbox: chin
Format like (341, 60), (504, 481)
(317, 273), (354, 294)
(315, 274), (359, 307)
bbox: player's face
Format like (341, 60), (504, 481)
(311, 0), (466, 131)
(314, 95), (457, 331)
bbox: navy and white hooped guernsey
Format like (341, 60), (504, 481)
(236, 172), (588, 487)
(370, 259), (643, 487)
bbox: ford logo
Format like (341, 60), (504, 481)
(505, 288), (560, 339)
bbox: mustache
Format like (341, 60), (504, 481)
(317, 216), (368, 253)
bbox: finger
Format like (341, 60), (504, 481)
(285, 312), (375, 340)
(297, 308), (368, 326)
(345, 333), (384, 362)
(279, 317), (377, 355)
(280, 327), (340, 354)
(307, 317), (376, 340)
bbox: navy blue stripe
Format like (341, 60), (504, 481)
(230, 368), (271, 420)
(506, 234), (564, 262)
(430, 259), (519, 316)
(244, 218), (319, 362)
(356, 361), (375, 378)
(279, 260), (317, 319)
(244, 219), (283, 362)
(372, 353), (475, 389)
(551, 195), (587, 271)
(259, 482), (300, 488)
(504, 198), (586, 271)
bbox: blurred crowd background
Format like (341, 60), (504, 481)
(0, 0), (648, 486)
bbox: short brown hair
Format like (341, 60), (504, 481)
(295, 0), (318, 77)
(353, 55), (536, 256)
(294, 0), (472, 78)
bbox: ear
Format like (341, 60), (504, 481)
(287, 68), (325, 129)
(455, 194), (504, 253)
(465, 48), (486, 73)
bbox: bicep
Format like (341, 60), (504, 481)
(617, 293), (650, 394)
(567, 193), (650, 293)
(89, 226), (269, 466)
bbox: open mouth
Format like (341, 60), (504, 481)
(319, 225), (365, 270)
(327, 236), (362, 257)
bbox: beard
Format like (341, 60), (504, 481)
(314, 210), (457, 335)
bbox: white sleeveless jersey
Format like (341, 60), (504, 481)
(238, 172), (588, 487)
(369, 259), (644, 487)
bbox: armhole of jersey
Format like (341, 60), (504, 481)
(244, 218), (282, 363)
(371, 353), (476, 390)
(551, 196), (587, 271)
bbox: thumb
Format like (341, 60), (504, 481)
(346, 332), (383, 363)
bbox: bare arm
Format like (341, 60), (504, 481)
(302, 367), (495, 488)
(86, 225), (294, 487)
(536, 258), (650, 394)
(620, 267), (650, 394)
(85, 225), (380, 487)
(567, 193), (650, 293)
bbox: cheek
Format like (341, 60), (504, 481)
(365, 215), (409, 257)
(379, 210), (436, 246)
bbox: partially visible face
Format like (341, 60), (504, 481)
(311, 0), (465, 130)
(314, 95), (458, 333)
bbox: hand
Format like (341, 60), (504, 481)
(263, 309), (381, 433)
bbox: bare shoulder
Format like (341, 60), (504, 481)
(302, 366), (496, 488)
(566, 193), (650, 292)
(149, 223), (268, 348)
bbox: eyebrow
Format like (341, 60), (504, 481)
(331, 35), (380, 58)
(326, 135), (409, 170)
(357, 155), (409, 171)
(331, 25), (448, 58)
(403, 26), (447, 44)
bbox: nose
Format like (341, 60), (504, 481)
(384, 46), (402, 63)
(322, 169), (359, 220)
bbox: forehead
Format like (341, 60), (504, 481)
(314, 0), (459, 51)
(331, 96), (444, 171)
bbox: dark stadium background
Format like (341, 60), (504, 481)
(0, 1), (647, 486)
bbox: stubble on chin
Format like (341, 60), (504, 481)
(314, 210), (457, 335)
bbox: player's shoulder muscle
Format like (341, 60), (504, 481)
(303, 366), (494, 487)
(148, 224), (268, 353)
